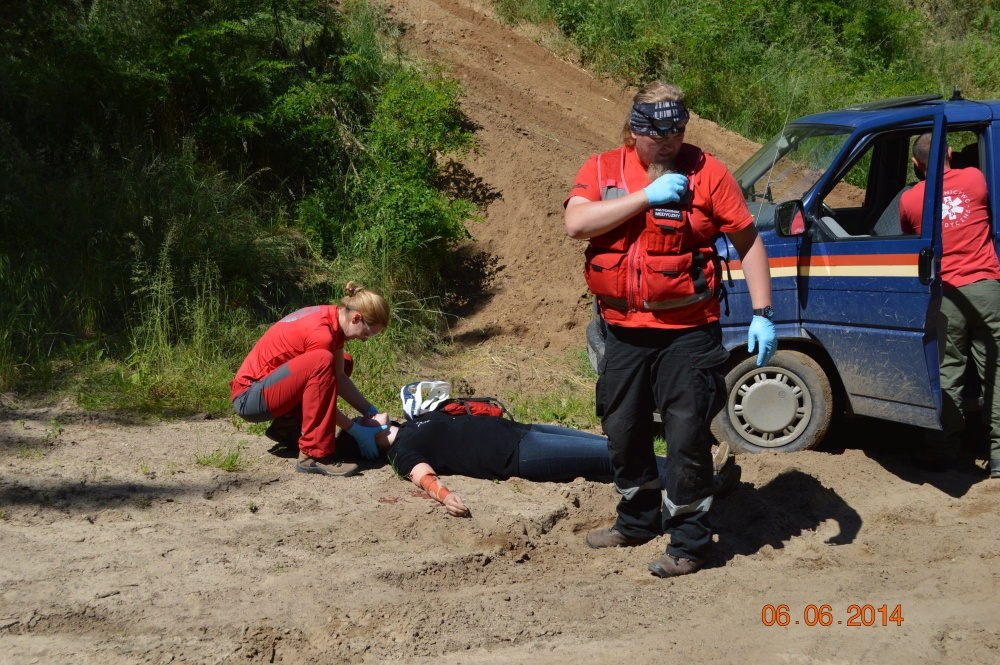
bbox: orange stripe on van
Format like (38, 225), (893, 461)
(728, 254), (917, 271)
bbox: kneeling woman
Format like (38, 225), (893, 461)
(230, 282), (389, 477)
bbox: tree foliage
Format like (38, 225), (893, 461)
(0, 0), (479, 391)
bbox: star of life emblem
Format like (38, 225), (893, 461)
(942, 195), (965, 221)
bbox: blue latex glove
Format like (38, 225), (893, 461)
(643, 173), (689, 206)
(748, 315), (777, 366)
(347, 423), (387, 460)
(365, 405), (379, 417)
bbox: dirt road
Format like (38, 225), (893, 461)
(2, 1), (998, 663)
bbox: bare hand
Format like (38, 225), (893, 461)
(443, 493), (469, 517)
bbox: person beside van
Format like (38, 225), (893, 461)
(900, 133), (1000, 477)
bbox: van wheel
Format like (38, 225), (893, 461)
(711, 351), (832, 454)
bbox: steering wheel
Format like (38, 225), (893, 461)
(821, 202), (835, 218)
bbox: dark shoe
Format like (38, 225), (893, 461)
(648, 553), (704, 578)
(265, 415), (301, 449)
(991, 459), (1000, 479)
(712, 458), (742, 498)
(585, 527), (651, 549)
(295, 453), (358, 477)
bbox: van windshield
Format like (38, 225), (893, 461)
(734, 125), (852, 212)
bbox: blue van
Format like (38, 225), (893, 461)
(587, 93), (999, 453)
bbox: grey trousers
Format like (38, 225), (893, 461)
(933, 278), (1000, 460)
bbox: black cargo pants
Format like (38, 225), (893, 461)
(597, 322), (728, 559)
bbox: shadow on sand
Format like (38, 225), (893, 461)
(824, 415), (989, 499)
(710, 469), (862, 566)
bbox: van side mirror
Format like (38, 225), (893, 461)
(774, 200), (806, 237)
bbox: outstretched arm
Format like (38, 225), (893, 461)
(410, 462), (469, 517)
(333, 348), (380, 420)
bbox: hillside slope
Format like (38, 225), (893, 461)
(387, 0), (758, 356)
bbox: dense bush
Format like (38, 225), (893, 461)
(0, 0), (479, 404)
(492, 0), (1000, 142)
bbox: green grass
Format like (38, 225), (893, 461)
(13, 443), (44, 460)
(511, 390), (599, 430)
(195, 442), (251, 472)
(230, 419), (270, 436)
(44, 419), (63, 441)
(489, 0), (1000, 143)
(387, 459), (409, 481)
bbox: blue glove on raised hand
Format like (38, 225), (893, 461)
(748, 315), (777, 366)
(643, 173), (689, 206)
(347, 423), (388, 460)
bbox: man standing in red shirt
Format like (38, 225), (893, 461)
(900, 133), (1000, 477)
(565, 81), (776, 576)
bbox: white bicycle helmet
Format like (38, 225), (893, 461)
(400, 381), (452, 420)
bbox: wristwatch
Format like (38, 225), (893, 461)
(753, 305), (774, 320)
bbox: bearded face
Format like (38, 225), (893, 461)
(634, 131), (685, 181)
(647, 162), (669, 182)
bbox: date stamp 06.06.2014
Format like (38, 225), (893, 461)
(761, 604), (904, 627)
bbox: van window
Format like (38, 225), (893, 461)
(735, 125), (852, 205)
(812, 129), (984, 241)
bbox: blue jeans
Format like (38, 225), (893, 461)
(516, 424), (614, 481)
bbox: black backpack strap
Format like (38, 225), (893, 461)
(463, 397), (515, 420)
(490, 397), (515, 421)
(712, 233), (733, 317)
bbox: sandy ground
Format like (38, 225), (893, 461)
(2, 1), (999, 663)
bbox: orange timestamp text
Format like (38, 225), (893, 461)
(761, 604), (904, 627)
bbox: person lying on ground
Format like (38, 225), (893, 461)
(335, 411), (741, 517)
(230, 282), (389, 478)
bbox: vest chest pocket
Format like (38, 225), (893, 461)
(584, 249), (629, 309)
(643, 207), (687, 255)
(641, 254), (713, 310)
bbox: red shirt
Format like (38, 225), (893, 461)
(567, 144), (754, 328)
(230, 305), (345, 400)
(900, 167), (1000, 290)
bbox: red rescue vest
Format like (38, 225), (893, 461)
(584, 145), (719, 313)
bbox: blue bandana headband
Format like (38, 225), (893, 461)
(630, 101), (690, 136)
